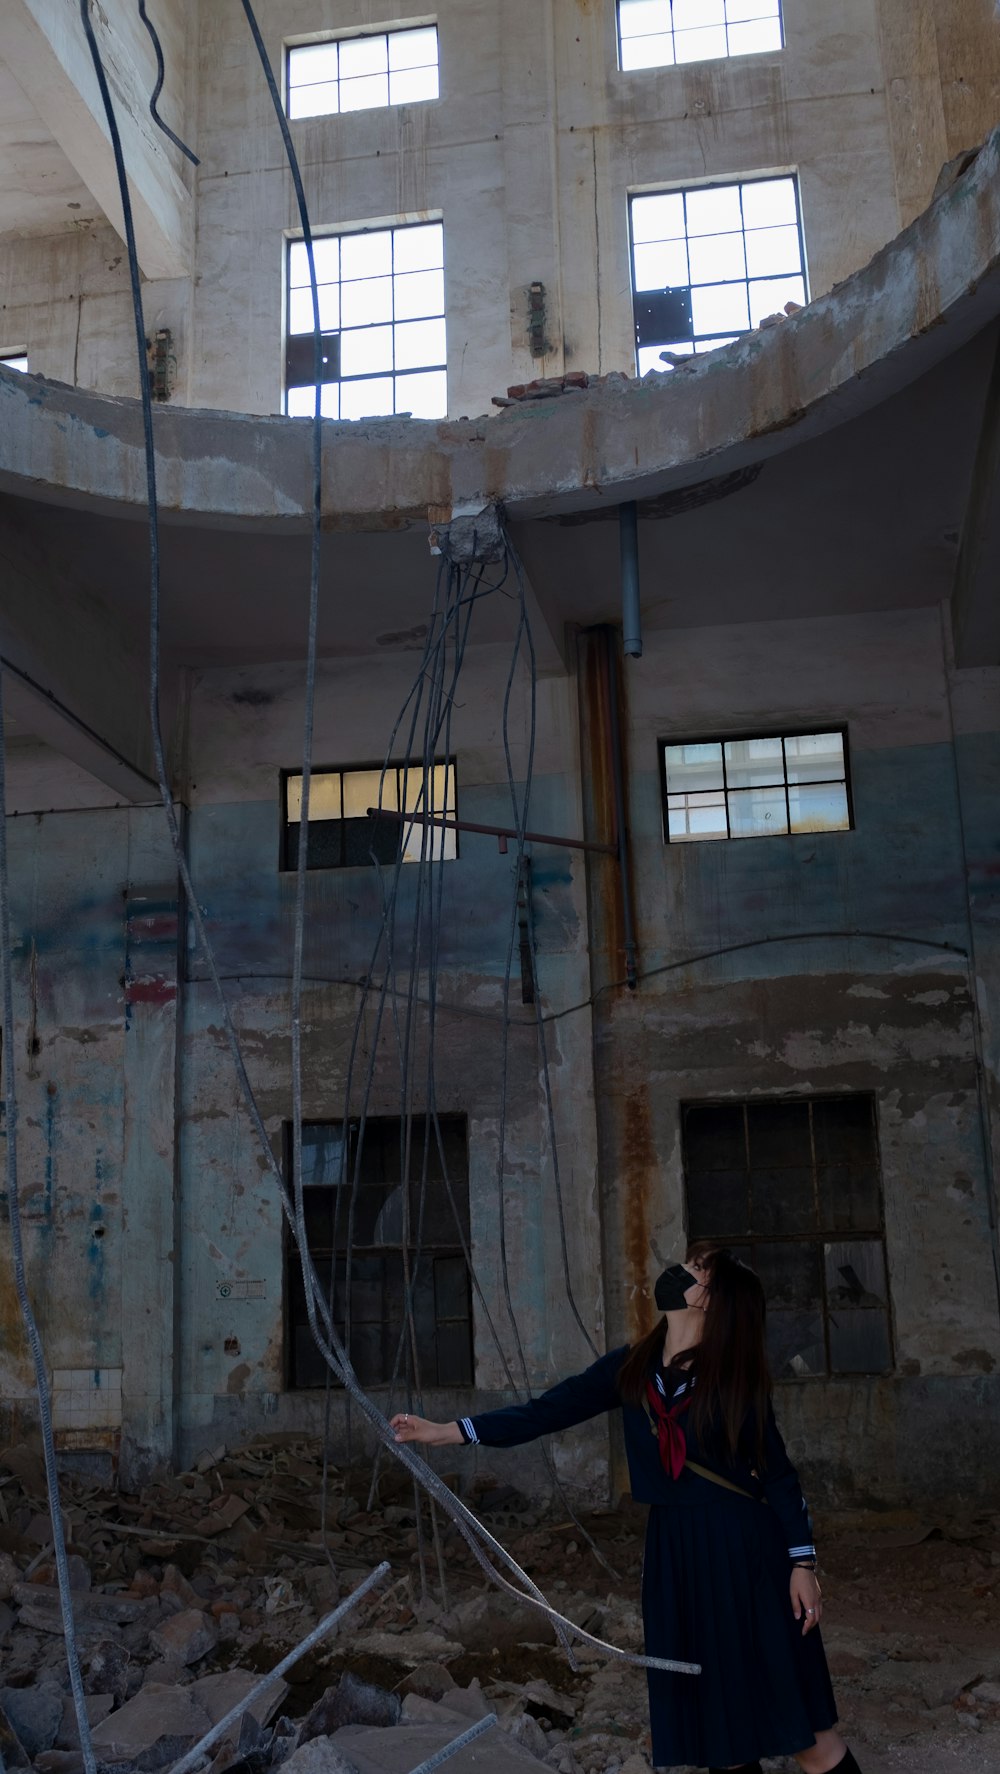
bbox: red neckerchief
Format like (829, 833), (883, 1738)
(645, 1376), (691, 1480)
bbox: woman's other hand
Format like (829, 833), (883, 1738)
(790, 1566), (823, 1634)
(390, 1413), (462, 1446)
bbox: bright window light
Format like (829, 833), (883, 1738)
(285, 220), (447, 420)
(287, 25), (439, 120)
(618, 0), (782, 71)
(1, 354), (28, 373)
(662, 730), (849, 844)
(631, 174), (806, 370)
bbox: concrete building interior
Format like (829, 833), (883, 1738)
(2, 3), (1000, 1771)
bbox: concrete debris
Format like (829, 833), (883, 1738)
(0, 1439), (999, 1771)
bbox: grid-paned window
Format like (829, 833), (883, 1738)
(1, 354), (28, 373)
(618, 0), (783, 71)
(662, 730), (849, 844)
(287, 26), (439, 119)
(285, 221), (447, 420)
(631, 176), (806, 371)
(282, 762), (457, 870)
(683, 1096), (892, 1378)
(287, 1116), (473, 1389)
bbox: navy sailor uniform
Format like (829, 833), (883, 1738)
(458, 1346), (837, 1770)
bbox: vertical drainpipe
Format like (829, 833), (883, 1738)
(604, 630), (638, 990)
(620, 502), (642, 659)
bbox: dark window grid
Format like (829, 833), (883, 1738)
(617, 2), (785, 70)
(285, 227), (446, 400)
(279, 759), (458, 872)
(682, 1095), (892, 1378)
(629, 176), (807, 354)
(284, 1116), (473, 1389)
(658, 725), (853, 844)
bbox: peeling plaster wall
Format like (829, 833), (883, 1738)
(171, 642), (606, 1484)
(2, 601), (999, 1504)
(4, 0), (1000, 414)
(578, 605), (1000, 1508)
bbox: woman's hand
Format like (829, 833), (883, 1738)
(790, 1566), (823, 1635)
(390, 1412), (463, 1447)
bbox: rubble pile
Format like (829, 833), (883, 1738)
(1, 1437), (1000, 1774)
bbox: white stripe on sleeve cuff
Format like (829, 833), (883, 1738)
(460, 1417), (478, 1443)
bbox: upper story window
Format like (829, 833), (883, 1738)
(282, 761), (457, 870)
(661, 730), (850, 843)
(682, 1095), (892, 1378)
(287, 24), (439, 119)
(631, 175), (806, 372)
(285, 219), (447, 421)
(1, 354), (28, 373)
(618, 0), (782, 70)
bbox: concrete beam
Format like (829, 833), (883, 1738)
(953, 326), (1000, 668)
(1, 660), (158, 803)
(0, 0), (191, 281)
(0, 500), (159, 800)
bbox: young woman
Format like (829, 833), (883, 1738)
(392, 1247), (863, 1774)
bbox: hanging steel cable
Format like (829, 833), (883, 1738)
(62, 0), (702, 1684)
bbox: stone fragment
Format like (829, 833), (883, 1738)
(280, 1738), (361, 1774)
(331, 1722), (545, 1774)
(148, 1607), (218, 1666)
(399, 1662), (456, 1702)
(189, 1668), (289, 1730)
(971, 1679), (1000, 1704)
(90, 1683), (213, 1762)
(86, 1638), (131, 1703)
(56, 1693), (115, 1751)
(0, 1702), (31, 1772)
(0, 1684), (65, 1757)
(301, 1673), (401, 1742)
(506, 1713), (549, 1758)
(0, 1551), (20, 1600)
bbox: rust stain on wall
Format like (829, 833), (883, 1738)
(619, 1081), (655, 1344)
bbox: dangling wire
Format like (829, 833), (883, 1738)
(74, 0), (697, 1680)
(136, 2), (200, 164)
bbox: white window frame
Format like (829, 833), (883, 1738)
(630, 173), (808, 372)
(284, 215), (447, 422)
(286, 20), (439, 119)
(617, 0), (783, 72)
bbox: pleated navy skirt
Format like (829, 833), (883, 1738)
(642, 1494), (838, 1769)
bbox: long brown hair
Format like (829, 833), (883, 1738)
(617, 1245), (772, 1463)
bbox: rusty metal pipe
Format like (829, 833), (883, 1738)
(604, 630), (639, 990)
(620, 502), (642, 658)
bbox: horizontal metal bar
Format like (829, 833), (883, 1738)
(366, 807), (617, 856)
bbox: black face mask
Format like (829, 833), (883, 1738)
(654, 1263), (700, 1312)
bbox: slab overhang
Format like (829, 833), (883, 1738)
(4, 126), (1000, 661)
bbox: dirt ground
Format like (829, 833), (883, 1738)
(1, 1438), (999, 1774)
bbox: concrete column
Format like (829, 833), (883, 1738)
(119, 809), (183, 1487)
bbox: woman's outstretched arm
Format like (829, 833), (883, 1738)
(392, 1345), (627, 1450)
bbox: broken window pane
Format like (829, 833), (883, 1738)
(753, 1240), (822, 1310)
(631, 171), (800, 360)
(824, 1239), (887, 1309)
(767, 1308), (826, 1379)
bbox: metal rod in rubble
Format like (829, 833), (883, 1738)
(167, 1563), (391, 1774)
